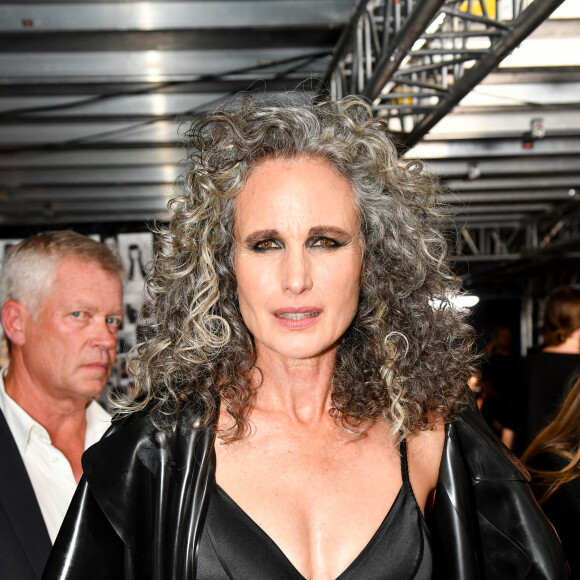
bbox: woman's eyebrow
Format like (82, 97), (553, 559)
(243, 229), (279, 246)
(243, 226), (352, 246)
(309, 226), (351, 239)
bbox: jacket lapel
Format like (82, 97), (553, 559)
(0, 408), (52, 577)
(82, 408), (216, 580)
(429, 395), (567, 579)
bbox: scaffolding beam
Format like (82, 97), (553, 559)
(319, 0), (567, 148)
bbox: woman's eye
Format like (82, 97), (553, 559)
(312, 237), (337, 247)
(254, 239), (280, 250)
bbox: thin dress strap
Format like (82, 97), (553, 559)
(399, 438), (411, 488)
(400, 437), (424, 515)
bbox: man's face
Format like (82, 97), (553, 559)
(20, 256), (123, 403)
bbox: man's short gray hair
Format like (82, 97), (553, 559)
(0, 230), (124, 320)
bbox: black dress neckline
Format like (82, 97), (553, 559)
(214, 481), (407, 579)
(196, 439), (434, 580)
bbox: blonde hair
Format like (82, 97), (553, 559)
(522, 377), (580, 503)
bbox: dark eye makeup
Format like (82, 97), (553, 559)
(245, 226), (353, 253)
(252, 239), (282, 251)
(309, 236), (344, 248)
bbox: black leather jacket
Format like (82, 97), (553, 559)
(42, 397), (569, 579)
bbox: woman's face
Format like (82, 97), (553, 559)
(234, 156), (363, 363)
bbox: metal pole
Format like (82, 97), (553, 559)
(362, 0), (446, 100)
(316, 0), (373, 94)
(520, 294), (534, 356)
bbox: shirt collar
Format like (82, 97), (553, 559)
(85, 398), (112, 448)
(0, 367), (43, 454)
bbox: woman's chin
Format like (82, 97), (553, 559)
(256, 338), (339, 363)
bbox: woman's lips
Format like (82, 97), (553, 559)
(274, 308), (321, 329)
(276, 312), (319, 320)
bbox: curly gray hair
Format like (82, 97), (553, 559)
(119, 94), (476, 441)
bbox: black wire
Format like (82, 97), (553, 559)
(0, 50), (330, 121)
(0, 51), (329, 153)
(0, 81), (182, 119)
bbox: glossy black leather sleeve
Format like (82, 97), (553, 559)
(41, 478), (125, 579)
(41, 409), (216, 580)
(429, 395), (571, 579)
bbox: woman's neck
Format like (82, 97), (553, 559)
(543, 341), (580, 354)
(250, 349), (336, 424)
(543, 328), (580, 354)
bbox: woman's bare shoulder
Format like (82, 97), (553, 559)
(406, 416), (446, 512)
(409, 417), (446, 460)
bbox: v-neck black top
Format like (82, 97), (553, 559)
(196, 440), (433, 579)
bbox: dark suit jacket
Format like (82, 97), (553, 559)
(0, 408), (52, 579)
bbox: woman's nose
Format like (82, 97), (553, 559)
(282, 249), (313, 295)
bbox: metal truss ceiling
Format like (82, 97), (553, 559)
(0, 0), (579, 291)
(318, 0), (580, 288)
(321, 0), (566, 147)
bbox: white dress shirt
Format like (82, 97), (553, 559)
(0, 370), (111, 542)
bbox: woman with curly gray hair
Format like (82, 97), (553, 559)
(43, 95), (568, 580)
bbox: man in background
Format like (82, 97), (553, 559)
(0, 230), (124, 579)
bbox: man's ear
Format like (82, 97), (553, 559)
(1, 301), (28, 348)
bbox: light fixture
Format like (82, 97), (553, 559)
(431, 295), (480, 309)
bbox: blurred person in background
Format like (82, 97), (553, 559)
(522, 376), (580, 578)
(503, 286), (580, 455)
(0, 231), (124, 580)
(479, 324), (520, 438)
